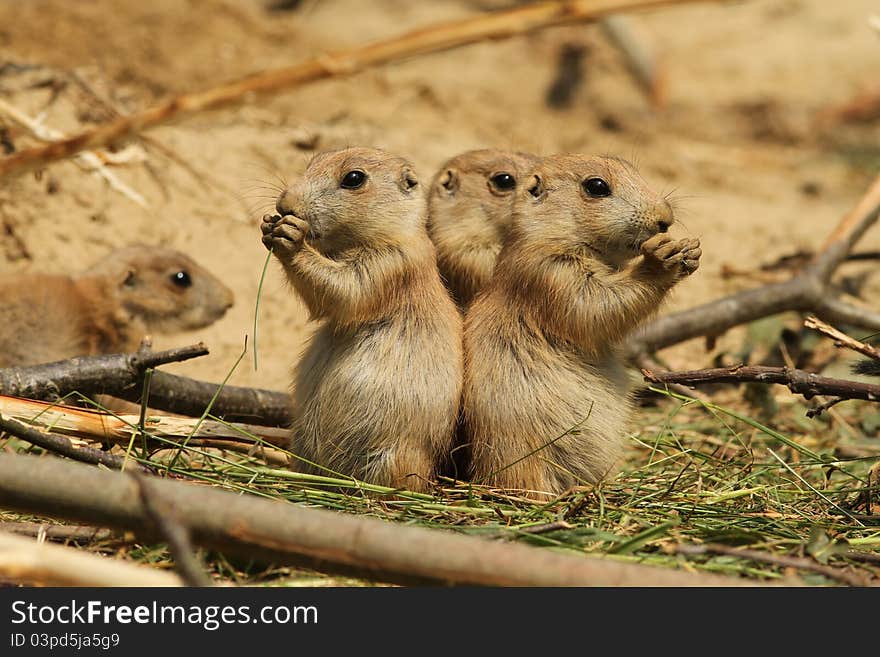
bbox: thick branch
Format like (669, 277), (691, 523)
(0, 453), (750, 587)
(0, 0), (707, 180)
(813, 297), (880, 333)
(0, 343), (207, 400)
(132, 472), (212, 587)
(113, 370), (292, 426)
(0, 350), (293, 427)
(643, 365), (880, 402)
(628, 279), (812, 356)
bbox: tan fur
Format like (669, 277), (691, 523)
(0, 246), (234, 367)
(462, 154), (701, 498)
(261, 147), (463, 492)
(427, 149), (539, 307)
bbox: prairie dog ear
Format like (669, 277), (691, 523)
(399, 166), (420, 194)
(437, 168), (459, 195)
(526, 174), (545, 201)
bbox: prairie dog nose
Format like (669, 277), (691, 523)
(654, 199), (674, 233)
(276, 189), (303, 217)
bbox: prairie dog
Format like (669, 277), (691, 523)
(0, 246), (234, 367)
(261, 147), (463, 492)
(427, 149), (539, 307)
(463, 155), (701, 497)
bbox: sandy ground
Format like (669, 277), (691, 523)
(0, 0), (877, 392)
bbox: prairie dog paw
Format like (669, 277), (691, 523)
(261, 214), (310, 259)
(641, 235), (701, 280)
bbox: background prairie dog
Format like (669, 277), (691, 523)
(427, 149), (539, 307)
(463, 154), (701, 497)
(261, 147), (463, 492)
(0, 246), (234, 367)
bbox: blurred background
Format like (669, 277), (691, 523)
(0, 0), (877, 390)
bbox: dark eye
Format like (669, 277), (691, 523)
(171, 271), (192, 288)
(489, 172), (516, 191)
(340, 170), (367, 189)
(583, 177), (611, 197)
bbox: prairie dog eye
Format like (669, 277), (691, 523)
(583, 177), (611, 197)
(340, 170), (367, 189)
(489, 172), (516, 191)
(171, 271), (192, 288)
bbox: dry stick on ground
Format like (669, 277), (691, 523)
(0, 529), (182, 587)
(627, 172), (880, 359)
(0, 453), (753, 587)
(0, 396), (290, 463)
(0, 347), (293, 426)
(643, 365), (880, 403)
(670, 543), (876, 587)
(131, 471), (213, 587)
(0, 0), (711, 180)
(0, 343), (207, 401)
(0, 412), (152, 473)
(0, 521), (117, 543)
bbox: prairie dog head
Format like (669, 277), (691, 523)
(276, 147), (424, 252)
(427, 149), (540, 243)
(82, 246), (235, 332)
(517, 155), (674, 268)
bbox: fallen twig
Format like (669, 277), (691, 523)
(628, 172), (880, 357)
(670, 542), (876, 587)
(642, 365), (880, 404)
(0, 529), (181, 587)
(0, 452), (753, 586)
(0, 0), (710, 180)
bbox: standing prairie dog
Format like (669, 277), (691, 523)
(427, 149), (539, 307)
(261, 147), (463, 492)
(463, 155), (701, 498)
(0, 246), (234, 368)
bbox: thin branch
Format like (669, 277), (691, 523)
(0, 0), (709, 180)
(0, 98), (148, 207)
(0, 452), (752, 587)
(642, 365), (880, 403)
(804, 315), (880, 361)
(805, 397), (847, 419)
(0, 521), (116, 543)
(0, 529), (181, 587)
(670, 543), (876, 587)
